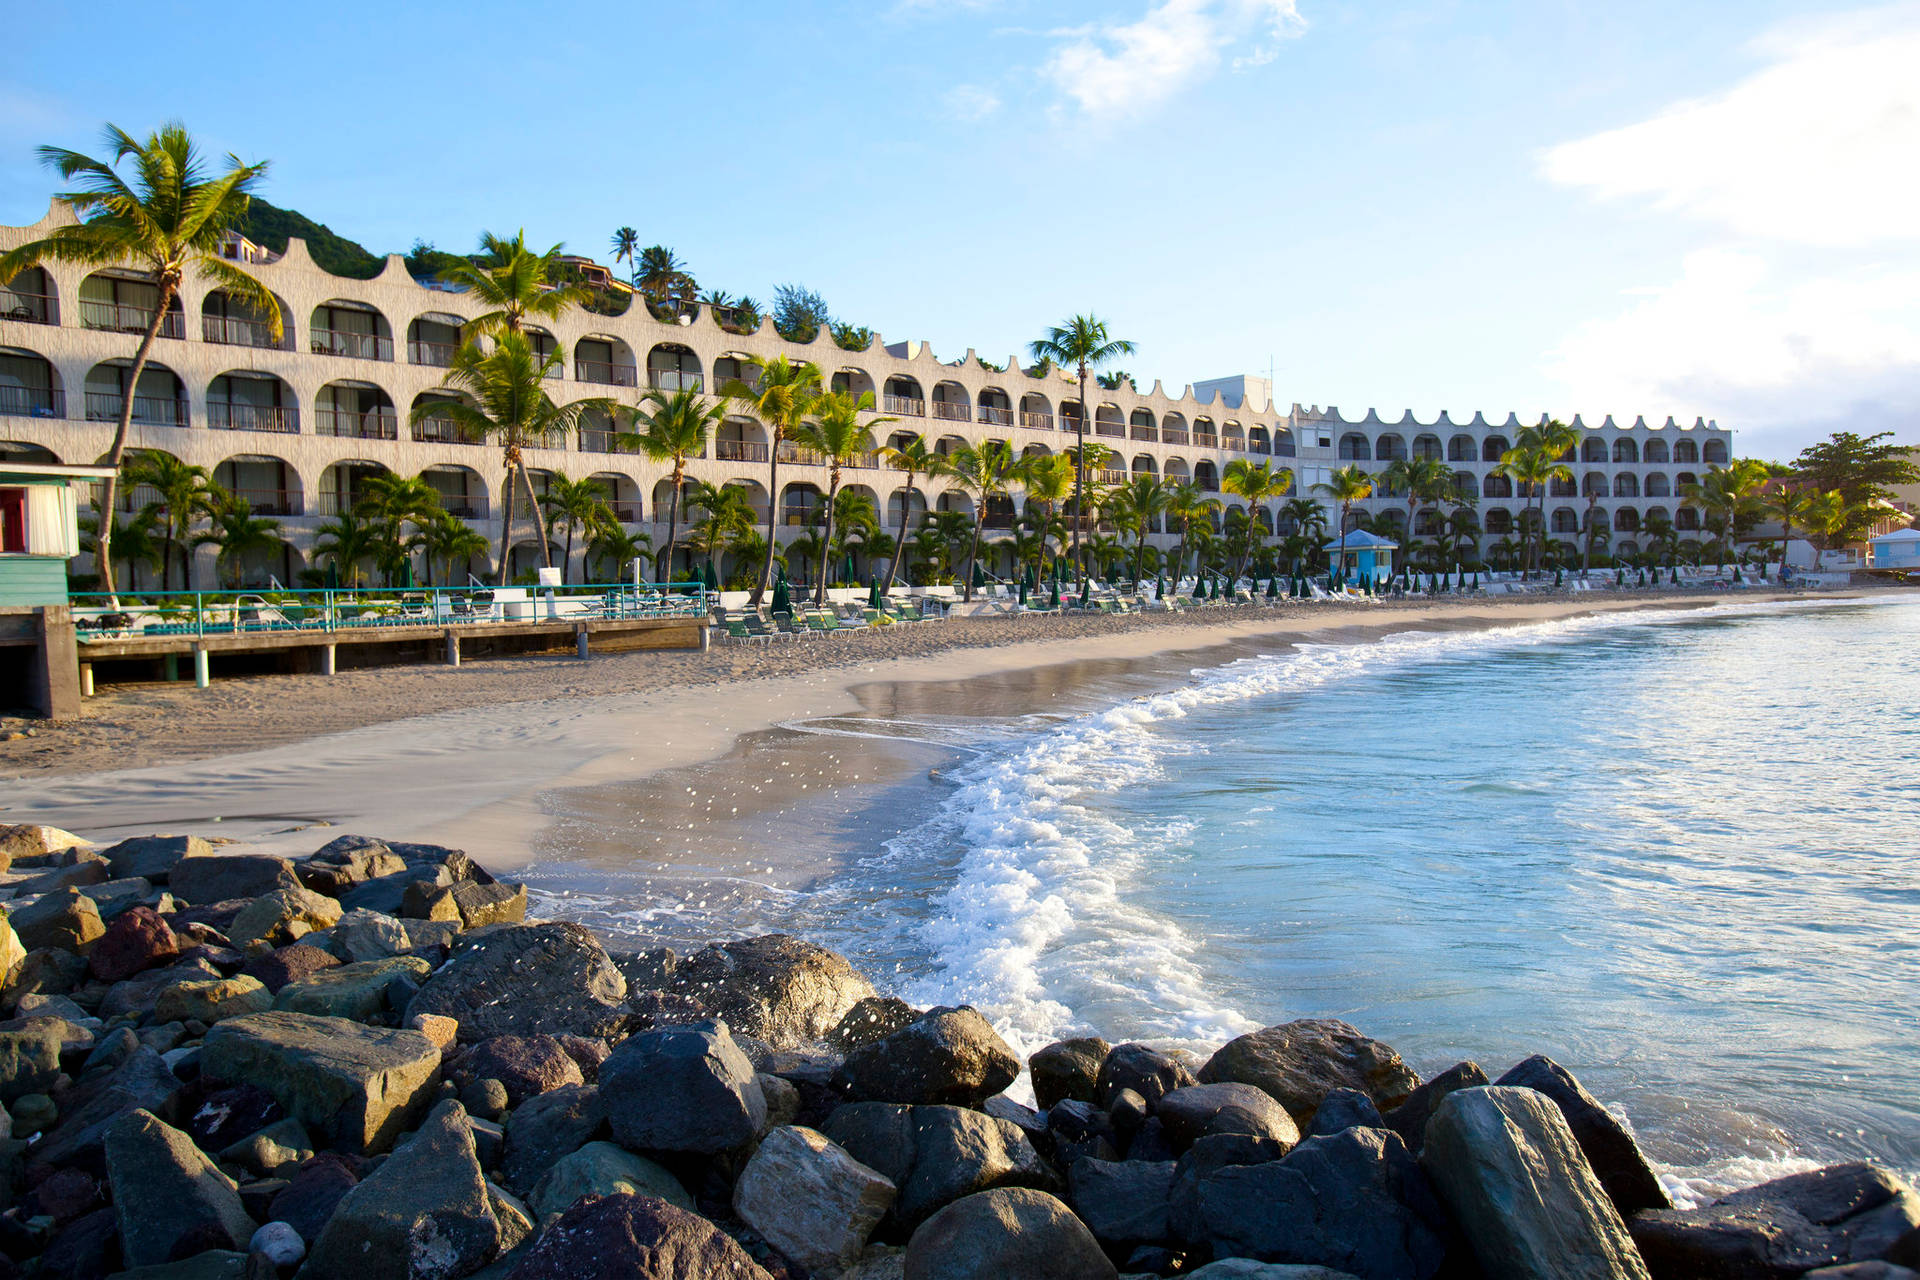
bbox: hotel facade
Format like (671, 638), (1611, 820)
(0, 202), (1735, 585)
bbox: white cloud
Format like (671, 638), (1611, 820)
(1540, 3), (1920, 248)
(944, 84), (1002, 122)
(1044, 0), (1305, 120)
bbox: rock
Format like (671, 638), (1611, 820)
(0, 822), (88, 867)
(1198, 1020), (1420, 1128)
(1069, 1157), (1175, 1247)
(735, 1125), (898, 1274)
(104, 835), (210, 882)
(40, 1207), (125, 1280)
(834, 1006), (1019, 1108)
(305, 1100), (501, 1280)
(33, 1165), (100, 1221)
(489, 1182), (535, 1252)
(13, 1089), (58, 1133)
(1184, 1264), (1365, 1280)
(462, 1078), (510, 1120)
(29, 1046), (183, 1170)
(266, 1153), (360, 1244)
(613, 946), (677, 990)
(1630, 1162), (1920, 1280)
(830, 996), (920, 1051)
(119, 1255), (254, 1280)
(824, 1102), (1059, 1230)
(406, 924), (628, 1044)
(627, 990), (709, 1032)
(98, 955), (221, 1019)
(5, 944), (87, 1002)
(0, 915), (23, 985)
(505, 1191), (773, 1280)
(81, 1024), (140, 1076)
(904, 1187), (1115, 1280)
(104, 1108), (257, 1267)
(1494, 1054), (1671, 1215)
(87, 905), (179, 982)
(1382, 1061), (1488, 1155)
(186, 1083), (286, 1151)
(600, 1020), (766, 1154)
(846, 1245), (908, 1280)
(1157, 1082), (1301, 1152)
(219, 1117), (312, 1177)
(402, 881), (462, 922)
(409, 1013), (460, 1052)
(242, 943), (340, 995)
(1305, 1089), (1384, 1139)
(451, 881), (528, 928)
(228, 888), (343, 951)
(1423, 1086), (1649, 1280)
(1030, 1038), (1110, 1111)
(201, 1011), (441, 1153)
(0, 1018), (63, 1101)
(531, 1141), (692, 1218)
(1805, 1267), (1920, 1279)
(272, 955), (431, 1021)
(249, 1220), (306, 1268)
(10, 888), (105, 952)
(1096, 1043), (1196, 1108)
(11, 855), (110, 896)
(322, 909), (415, 963)
(500, 1083), (604, 1196)
(1047, 1098), (1120, 1167)
(169, 855), (300, 906)
(1195, 1127), (1449, 1279)
(671, 934), (877, 1049)
(460, 1035), (586, 1106)
(79, 875), (159, 921)
(154, 975), (274, 1025)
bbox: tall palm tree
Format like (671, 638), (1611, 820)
(724, 356), (824, 605)
(624, 387), (726, 582)
(879, 432), (938, 591)
(1680, 459), (1770, 571)
(419, 510), (490, 587)
(1221, 458), (1293, 585)
(124, 451), (214, 591)
(932, 440), (1017, 602)
(924, 509), (975, 580)
(1313, 464), (1376, 584)
(610, 227), (640, 272)
(80, 507), (164, 592)
(1113, 474), (1169, 587)
(1494, 445), (1570, 578)
(1165, 480), (1218, 583)
(196, 493), (284, 588)
(1515, 419), (1580, 574)
(314, 510), (382, 587)
(539, 472), (608, 584)
(789, 390), (893, 603)
(355, 471), (441, 585)
(1799, 489), (1854, 570)
(416, 332), (615, 583)
(1379, 456), (1453, 580)
(686, 482), (756, 580)
(635, 245), (695, 309)
(435, 230), (588, 338)
(1, 122), (276, 600)
(585, 517), (653, 583)
(1014, 453), (1075, 569)
(1767, 485), (1819, 579)
(1028, 316), (1136, 580)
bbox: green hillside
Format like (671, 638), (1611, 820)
(236, 198), (384, 279)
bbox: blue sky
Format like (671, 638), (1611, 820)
(7, 1), (1917, 462)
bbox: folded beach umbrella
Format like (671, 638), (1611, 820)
(1018, 580), (1028, 606)
(1267, 576), (1279, 599)
(772, 576), (790, 614)
(973, 562), (986, 589)
(869, 577), (882, 608)
(1733, 566), (1743, 583)
(1553, 568), (1563, 588)
(703, 560), (719, 592)
(325, 562), (340, 590)
(398, 560), (414, 589)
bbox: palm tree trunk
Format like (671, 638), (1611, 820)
(1072, 365), (1088, 583)
(884, 477), (914, 591)
(659, 463), (684, 583)
(94, 290), (173, 606)
(754, 441), (781, 606)
(818, 468), (841, 605)
(964, 510), (984, 603)
(517, 460), (551, 570)
(564, 524), (575, 585)
(1779, 520), (1792, 579)
(495, 449), (516, 586)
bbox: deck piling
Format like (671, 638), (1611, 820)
(444, 630), (460, 667)
(192, 647), (210, 689)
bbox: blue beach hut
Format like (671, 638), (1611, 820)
(1321, 529), (1399, 588)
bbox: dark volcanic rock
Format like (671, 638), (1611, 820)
(1382, 1061), (1489, 1155)
(1069, 1157), (1176, 1248)
(501, 1083), (605, 1196)
(670, 934), (876, 1049)
(38, 1207), (122, 1280)
(823, 1102), (1059, 1230)
(30, 1047), (183, 1172)
(1495, 1054), (1671, 1215)
(1095, 1042), (1196, 1108)
(87, 906), (179, 983)
(833, 1006), (1019, 1107)
(1156, 1082), (1301, 1153)
(168, 854), (300, 905)
(507, 1192), (773, 1280)
(904, 1188), (1116, 1280)
(829, 995), (919, 1051)
(405, 923), (628, 1044)
(241, 943), (340, 995)
(1029, 1038), (1110, 1111)
(185, 1084), (285, 1151)
(265, 1152), (360, 1245)
(103, 1109), (257, 1267)
(600, 1021), (766, 1155)
(459, 1035), (586, 1106)
(103, 835), (211, 883)
(1199, 1019), (1421, 1128)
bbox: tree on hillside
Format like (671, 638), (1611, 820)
(1792, 431), (1920, 545)
(772, 284), (833, 343)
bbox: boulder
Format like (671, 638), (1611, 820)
(0, 914), (27, 982)
(228, 887), (343, 951)
(1184, 1264), (1365, 1280)
(168, 854), (300, 905)
(97, 955), (222, 1019)
(834, 1006), (1019, 1107)
(1157, 1082), (1301, 1152)
(1422, 1086), (1649, 1280)
(5, 944), (87, 1003)
(1069, 1157), (1176, 1247)
(218, 1116), (312, 1176)
(324, 908), (415, 963)
(0, 1018), (64, 1101)
(87, 905), (179, 982)
(184, 1082), (285, 1151)
(266, 1152), (360, 1244)
(39, 1208), (126, 1280)
(250, 1220), (307, 1269)
(824, 1102), (1059, 1229)
(831, 996), (921, 1051)
(28, 1046), (183, 1171)
(600, 1020), (766, 1154)
(152, 975), (273, 1024)
(734, 1125), (897, 1275)
(406, 923), (628, 1044)
(460, 1035), (586, 1106)
(1029, 1038), (1110, 1111)
(1494, 1054), (1671, 1215)
(104, 834), (210, 883)
(506, 1192), (773, 1280)
(450, 881), (528, 928)
(273, 955), (431, 1021)
(671, 934), (877, 1049)
(1195, 1127), (1449, 1279)
(305, 1099), (501, 1280)
(0, 822), (88, 868)
(501, 1083), (605, 1196)
(1096, 1043), (1196, 1108)
(242, 942), (340, 994)
(10, 887), (105, 952)
(79, 875), (158, 921)
(1382, 1061), (1488, 1155)
(201, 1011), (441, 1153)
(1630, 1162), (1920, 1280)
(12, 856), (110, 896)
(103, 1108), (257, 1267)
(1199, 1019), (1420, 1128)
(531, 1140), (691, 1218)
(904, 1188), (1115, 1280)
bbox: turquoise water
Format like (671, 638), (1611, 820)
(813, 596), (1920, 1194)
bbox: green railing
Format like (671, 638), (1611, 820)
(70, 581), (713, 643)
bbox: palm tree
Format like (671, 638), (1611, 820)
(124, 451), (214, 591)
(1029, 316), (1136, 579)
(1313, 464), (1375, 584)
(539, 473), (608, 584)
(724, 356), (824, 605)
(622, 387), (726, 582)
(355, 472), (441, 585)
(1014, 452), (1076, 571)
(80, 507), (164, 592)
(1680, 460), (1770, 571)
(1221, 458), (1293, 585)
(1379, 456), (1454, 581)
(789, 390), (893, 603)
(1514, 419), (1580, 575)
(314, 510), (382, 587)
(435, 230), (588, 338)
(196, 493), (284, 589)
(585, 517), (653, 583)
(0, 123), (276, 600)
(610, 227), (640, 272)
(1494, 445), (1570, 578)
(686, 482), (756, 580)
(1165, 481), (1218, 583)
(924, 510), (974, 580)
(1112, 474), (1169, 587)
(416, 332), (616, 583)
(1799, 489), (1856, 569)
(635, 245), (695, 310)
(879, 432), (938, 591)
(933, 440), (1017, 602)
(1767, 485), (1819, 579)
(419, 510), (490, 586)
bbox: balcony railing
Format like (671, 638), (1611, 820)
(1192, 433), (1219, 449)
(1097, 469), (1129, 485)
(80, 299), (185, 338)
(436, 495), (486, 518)
(2, 291), (56, 325)
(1060, 417), (1088, 435)
(1162, 429), (1188, 445)
(1131, 426), (1156, 442)
(717, 439), (769, 463)
(208, 401), (300, 434)
(1197, 479), (1220, 493)
(649, 369), (703, 393)
(777, 442), (826, 466)
(202, 315), (279, 348)
(977, 405), (1014, 426)
(931, 400), (970, 422)
(884, 395), (926, 417)
(577, 359), (638, 387)
(604, 501), (644, 522)
(0, 386), (65, 419)
(1095, 422), (1126, 438)
(1020, 411), (1054, 430)
(311, 329), (394, 361)
(315, 408), (398, 440)
(579, 428), (639, 454)
(85, 391), (189, 426)
(412, 415), (481, 445)
(408, 339), (458, 367)
(225, 488), (303, 516)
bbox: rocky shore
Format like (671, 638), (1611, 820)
(0, 823), (1913, 1280)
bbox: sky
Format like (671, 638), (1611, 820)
(6, 0), (1918, 464)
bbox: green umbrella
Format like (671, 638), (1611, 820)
(1671, 565), (1681, 586)
(843, 554), (856, 586)
(398, 560), (414, 589)
(324, 562), (340, 590)
(703, 560), (719, 591)
(1266, 575), (1279, 599)
(869, 577), (882, 608)
(1018, 579), (1028, 606)
(972, 561), (986, 589)
(772, 576), (791, 614)
(1733, 566), (1743, 583)
(1553, 568), (1563, 588)
(1157, 574), (1167, 599)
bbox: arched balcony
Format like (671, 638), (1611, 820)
(931, 381), (971, 424)
(423, 464), (488, 519)
(647, 343), (701, 392)
(978, 388), (1014, 427)
(716, 417), (769, 464)
(0, 349), (64, 420)
(1448, 434), (1475, 462)
(1193, 460), (1220, 493)
(1583, 438), (1608, 462)
(1674, 440), (1699, 463)
(578, 405), (636, 455)
(1550, 475), (1576, 497)
(1273, 427), (1296, 458)
(1613, 438), (1639, 464)
(1412, 433), (1443, 461)
(525, 327), (562, 378)
(411, 392), (482, 446)
(1220, 421), (1246, 450)
(1, 267), (58, 326)
(1060, 401), (1088, 436)
(591, 471), (644, 523)
(1643, 439), (1670, 463)
(1095, 404), (1126, 439)
(1613, 473), (1640, 498)
(407, 312), (466, 368)
(1339, 433), (1372, 461)
(316, 381), (398, 440)
(85, 359), (188, 426)
(1645, 473), (1672, 498)
(1613, 508), (1640, 532)
(80, 270), (184, 339)
(1248, 425), (1269, 454)
(886, 486), (927, 530)
(1484, 474), (1514, 498)
(782, 483), (825, 527)
(310, 300), (394, 361)
(319, 460), (391, 515)
(1130, 408), (1156, 442)
(1375, 433), (1406, 462)
(1161, 413), (1189, 446)
(1192, 417), (1218, 449)
(202, 288), (292, 350)
(1131, 455), (1157, 477)
(718, 355), (762, 393)
(1482, 435), (1509, 462)
(830, 367), (874, 400)
(1551, 508), (1579, 533)
(215, 455), (301, 516)
(1485, 509), (1514, 535)
(1676, 507), (1701, 531)
(884, 376), (926, 418)
(1703, 440), (1729, 464)
(208, 371), (299, 434)
(1019, 393), (1053, 431)
(1582, 471), (1608, 498)
(576, 335), (638, 387)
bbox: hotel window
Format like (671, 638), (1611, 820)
(0, 488), (24, 552)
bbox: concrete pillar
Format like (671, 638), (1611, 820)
(444, 630), (460, 666)
(193, 647), (210, 689)
(78, 663), (94, 698)
(313, 644), (336, 676)
(575, 627), (589, 660)
(699, 621), (712, 652)
(27, 606), (81, 719)
(163, 653), (179, 682)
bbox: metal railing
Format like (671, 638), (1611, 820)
(202, 315), (279, 348)
(579, 428), (640, 455)
(1095, 421), (1126, 437)
(931, 400), (970, 422)
(1059, 416), (1088, 435)
(0, 386), (65, 419)
(604, 501), (644, 522)
(80, 299), (185, 338)
(1, 289), (55, 325)
(775, 442), (878, 468)
(717, 439), (769, 462)
(883, 395), (926, 417)
(408, 339), (458, 367)
(648, 369), (703, 393)
(311, 329), (394, 361)
(577, 359), (638, 387)
(436, 496), (486, 518)
(1192, 433), (1219, 449)
(224, 488), (303, 516)
(1161, 429), (1188, 445)
(86, 392), (189, 426)
(1020, 411), (1054, 430)
(976, 405), (1014, 426)
(315, 408), (399, 439)
(412, 416), (481, 445)
(208, 402), (300, 434)
(1131, 426), (1156, 442)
